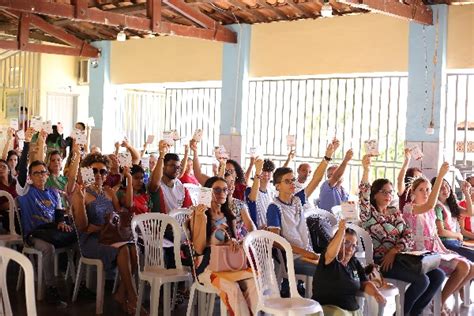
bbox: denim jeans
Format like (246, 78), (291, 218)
(382, 261), (445, 316)
(442, 239), (474, 262)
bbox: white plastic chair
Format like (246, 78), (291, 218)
(0, 246), (37, 316)
(307, 208), (338, 227)
(243, 230), (323, 315)
(132, 213), (192, 316)
(72, 257), (105, 314)
(347, 224), (401, 316)
(0, 191), (22, 248)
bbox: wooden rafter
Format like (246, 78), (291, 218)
(0, 10), (101, 57)
(337, 0), (433, 25)
(0, 0), (237, 42)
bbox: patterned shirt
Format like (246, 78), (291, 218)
(229, 198), (250, 241)
(434, 202), (459, 240)
(245, 186), (275, 228)
(359, 181), (413, 262)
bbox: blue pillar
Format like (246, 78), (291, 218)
(406, 5), (448, 178)
(88, 41), (113, 152)
(220, 24), (252, 164)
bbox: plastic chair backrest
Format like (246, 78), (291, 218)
(243, 230), (301, 303)
(132, 213), (183, 272)
(308, 208), (338, 227)
(169, 208), (192, 242)
(0, 191), (19, 236)
(183, 183), (200, 205)
(347, 223), (374, 265)
(0, 246), (37, 315)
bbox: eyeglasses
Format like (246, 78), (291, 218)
(279, 178), (296, 185)
(32, 170), (48, 176)
(213, 187), (229, 194)
(344, 241), (357, 251)
(378, 189), (394, 196)
(225, 169), (235, 174)
(92, 168), (108, 176)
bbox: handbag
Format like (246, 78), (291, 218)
(209, 244), (248, 272)
(98, 210), (133, 245)
(395, 251), (441, 275)
(30, 222), (77, 248)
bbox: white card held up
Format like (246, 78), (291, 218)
(171, 130), (181, 141)
(364, 140), (379, 156)
(30, 116), (42, 131)
(341, 201), (360, 221)
(81, 167), (95, 186)
(16, 129), (25, 140)
(198, 187), (213, 208)
(88, 117), (95, 127)
(42, 120), (53, 134)
(192, 129), (203, 142)
(286, 135), (296, 147)
(215, 145), (228, 159)
(118, 152), (133, 168)
(10, 118), (18, 130)
(162, 131), (174, 146)
(410, 146), (424, 160)
(72, 129), (87, 145)
(146, 135), (155, 145)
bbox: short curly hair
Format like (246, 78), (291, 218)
(81, 152), (110, 169)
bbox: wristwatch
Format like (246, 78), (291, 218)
(323, 156), (332, 162)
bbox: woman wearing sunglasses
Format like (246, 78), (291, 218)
(313, 219), (385, 315)
(360, 155), (445, 316)
(71, 153), (139, 315)
(190, 176), (257, 316)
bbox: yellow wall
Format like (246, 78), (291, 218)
(39, 54), (89, 121)
(109, 5), (473, 83)
(111, 37), (223, 84)
(447, 5), (474, 69)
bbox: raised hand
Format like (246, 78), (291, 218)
(25, 127), (35, 143)
(404, 148), (412, 161)
(438, 162), (449, 178)
(254, 158), (264, 175)
(343, 149), (354, 162)
(158, 140), (169, 157)
(362, 154), (372, 170)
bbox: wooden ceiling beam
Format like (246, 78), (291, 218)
(147, 0), (161, 32)
(163, 0), (219, 28)
(0, 0), (237, 42)
(337, 0), (433, 25)
(255, 0), (289, 19)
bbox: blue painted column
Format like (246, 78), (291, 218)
(88, 41), (114, 152)
(220, 24), (252, 164)
(406, 5), (448, 178)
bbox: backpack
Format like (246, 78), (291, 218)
(306, 215), (333, 253)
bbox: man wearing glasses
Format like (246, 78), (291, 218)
(150, 152), (193, 213)
(266, 139), (339, 288)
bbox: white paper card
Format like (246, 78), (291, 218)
(9, 119), (18, 130)
(118, 152), (133, 168)
(192, 129), (203, 142)
(42, 120), (53, 134)
(88, 117), (95, 127)
(364, 140), (379, 156)
(16, 130), (25, 140)
(410, 146), (424, 160)
(146, 135), (155, 145)
(341, 201), (360, 221)
(72, 129), (87, 145)
(286, 135), (296, 147)
(81, 167), (95, 186)
(171, 130), (180, 141)
(31, 116), (42, 132)
(163, 131), (174, 146)
(141, 156), (150, 169)
(215, 145), (228, 159)
(198, 187), (213, 208)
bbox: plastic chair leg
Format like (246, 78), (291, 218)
(36, 252), (43, 300)
(72, 261), (83, 302)
(150, 281), (161, 316)
(1, 261), (12, 316)
(112, 271), (119, 294)
(96, 264), (104, 315)
(186, 283), (196, 316)
(163, 283), (171, 316)
(207, 293), (216, 316)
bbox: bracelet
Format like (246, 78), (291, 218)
(255, 173), (262, 179)
(323, 156), (332, 162)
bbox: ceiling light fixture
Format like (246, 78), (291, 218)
(116, 30), (127, 42)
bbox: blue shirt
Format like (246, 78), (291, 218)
(318, 180), (349, 212)
(18, 186), (60, 237)
(267, 190), (311, 250)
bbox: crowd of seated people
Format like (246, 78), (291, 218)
(1, 120), (474, 316)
